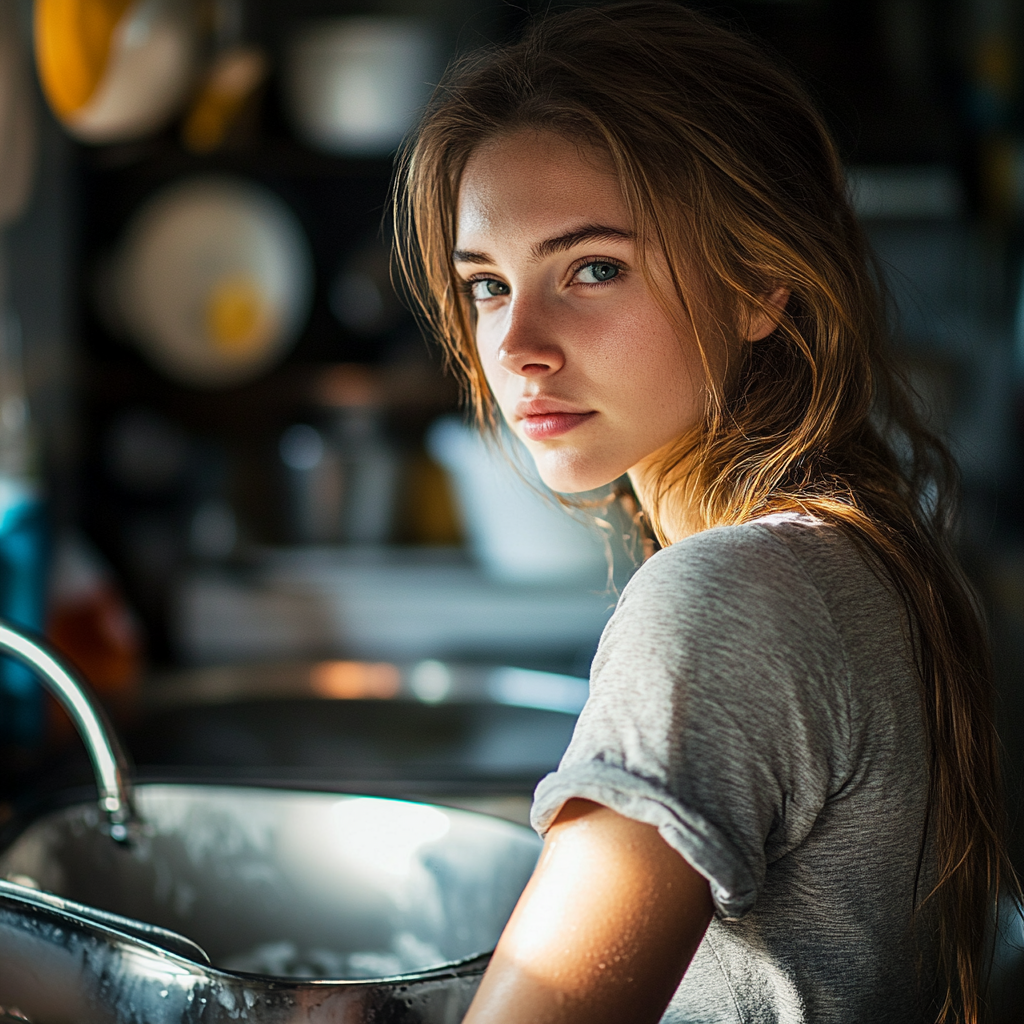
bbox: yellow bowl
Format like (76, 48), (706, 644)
(34, 0), (199, 144)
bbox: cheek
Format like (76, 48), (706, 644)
(597, 307), (702, 409)
(474, 321), (499, 374)
(474, 319), (515, 403)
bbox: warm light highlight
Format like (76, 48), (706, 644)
(310, 660), (401, 700)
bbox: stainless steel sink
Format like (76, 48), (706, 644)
(0, 624), (544, 1023)
(0, 784), (541, 1023)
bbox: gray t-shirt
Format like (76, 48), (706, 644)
(531, 513), (937, 1023)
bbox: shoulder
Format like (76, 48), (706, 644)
(580, 514), (861, 812)
(598, 513), (884, 686)
(618, 512), (846, 620)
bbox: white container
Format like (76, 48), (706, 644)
(426, 417), (609, 585)
(285, 17), (436, 156)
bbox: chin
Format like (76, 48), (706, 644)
(530, 448), (623, 496)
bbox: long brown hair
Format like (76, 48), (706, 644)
(393, 4), (1013, 1019)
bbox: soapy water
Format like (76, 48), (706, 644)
(222, 931), (447, 980)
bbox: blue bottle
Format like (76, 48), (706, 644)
(0, 313), (48, 746)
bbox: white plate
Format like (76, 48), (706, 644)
(115, 175), (314, 388)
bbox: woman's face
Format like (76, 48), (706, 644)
(454, 129), (722, 495)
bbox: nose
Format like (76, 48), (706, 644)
(496, 298), (565, 378)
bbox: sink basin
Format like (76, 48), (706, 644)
(0, 783), (541, 1023)
(0, 627), (546, 1022)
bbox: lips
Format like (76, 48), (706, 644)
(519, 411), (595, 440)
(514, 399), (596, 440)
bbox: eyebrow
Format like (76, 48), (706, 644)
(452, 223), (633, 266)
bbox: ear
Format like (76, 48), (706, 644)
(745, 286), (790, 342)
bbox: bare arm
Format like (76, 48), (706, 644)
(463, 799), (714, 1024)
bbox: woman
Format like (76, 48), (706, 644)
(394, 4), (1013, 1022)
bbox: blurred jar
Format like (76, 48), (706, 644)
(47, 534), (143, 739)
(279, 422), (343, 544)
(279, 408), (401, 546)
(398, 451), (463, 546)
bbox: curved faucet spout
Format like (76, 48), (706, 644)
(0, 620), (136, 842)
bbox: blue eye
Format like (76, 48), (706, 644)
(576, 262), (620, 284)
(469, 278), (510, 300)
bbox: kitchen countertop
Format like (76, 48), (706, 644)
(174, 546), (624, 669)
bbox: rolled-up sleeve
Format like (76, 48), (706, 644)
(531, 522), (852, 921)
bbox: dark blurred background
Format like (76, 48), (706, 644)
(0, 0), (1022, 864)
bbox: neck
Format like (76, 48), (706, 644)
(628, 456), (703, 547)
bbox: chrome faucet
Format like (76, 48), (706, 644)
(0, 620), (136, 842)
